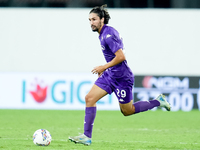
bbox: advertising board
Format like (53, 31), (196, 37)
(134, 76), (200, 111)
(0, 73), (118, 110)
(0, 73), (199, 111)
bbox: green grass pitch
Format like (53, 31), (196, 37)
(0, 109), (200, 150)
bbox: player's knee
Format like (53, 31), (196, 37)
(85, 94), (95, 105)
(85, 94), (91, 103)
(120, 109), (130, 116)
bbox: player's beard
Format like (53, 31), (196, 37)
(91, 22), (102, 32)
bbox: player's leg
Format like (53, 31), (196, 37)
(119, 99), (159, 116)
(119, 94), (171, 116)
(119, 100), (135, 116)
(85, 84), (108, 107)
(69, 84), (108, 145)
(84, 84), (108, 138)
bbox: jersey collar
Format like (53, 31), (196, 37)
(99, 24), (107, 36)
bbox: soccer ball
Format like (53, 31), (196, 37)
(33, 129), (52, 146)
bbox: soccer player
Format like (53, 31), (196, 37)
(69, 4), (170, 146)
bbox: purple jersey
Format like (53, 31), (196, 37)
(95, 25), (134, 104)
(99, 25), (134, 79)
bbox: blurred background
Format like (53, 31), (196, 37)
(0, 0), (200, 111)
(1, 0), (200, 8)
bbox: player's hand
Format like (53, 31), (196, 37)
(91, 66), (106, 75)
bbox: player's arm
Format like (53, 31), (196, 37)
(104, 48), (125, 69)
(92, 49), (125, 75)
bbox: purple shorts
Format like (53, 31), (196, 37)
(95, 71), (134, 104)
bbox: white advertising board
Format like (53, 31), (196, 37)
(0, 73), (119, 110)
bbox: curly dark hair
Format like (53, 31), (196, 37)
(89, 4), (111, 24)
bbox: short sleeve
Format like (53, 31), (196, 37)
(105, 30), (123, 54)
